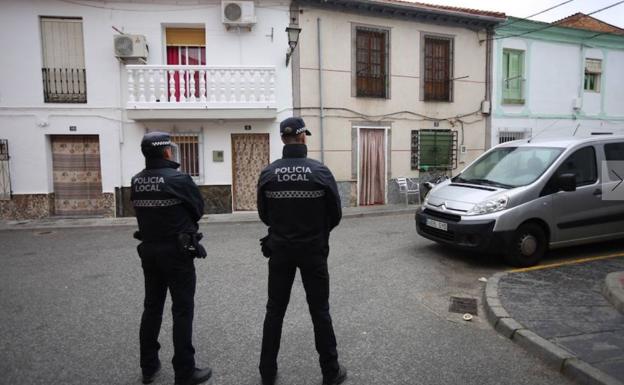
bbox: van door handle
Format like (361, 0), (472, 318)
(593, 188), (602, 196)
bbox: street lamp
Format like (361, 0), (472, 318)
(285, 25), (302, 66)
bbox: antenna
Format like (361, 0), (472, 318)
(572, 123), (581, 136)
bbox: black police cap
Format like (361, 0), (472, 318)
(141, 132), (172, 158)
(280, 117), (311, 136)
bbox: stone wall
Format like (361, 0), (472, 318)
(0, 194), (53, 220)
(0, 192), (114, 219)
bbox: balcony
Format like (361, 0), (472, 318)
(125, 65), (277, 120)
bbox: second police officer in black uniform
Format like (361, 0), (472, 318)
(256, 117), (347, 385)
(131, 132), (212, 385)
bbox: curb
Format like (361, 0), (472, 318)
(0, 206), (417, 232)
(483, 272), (624, 385)
(602, 272), (624, 314)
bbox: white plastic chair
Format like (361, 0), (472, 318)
(396, 177), (420, 205)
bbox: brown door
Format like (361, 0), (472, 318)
(51, 135), (106, 216)
(359, 129), (386, 206)
(232, 134), (270, 211)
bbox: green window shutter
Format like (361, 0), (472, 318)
(502, 49), (524, 104)
(502, 51), (510, 100)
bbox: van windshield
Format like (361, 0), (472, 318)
(453, 147), (564, 189)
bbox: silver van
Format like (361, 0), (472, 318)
(416, 135), (624, 267)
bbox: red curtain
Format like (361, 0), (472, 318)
(360, 129), (386, 205)
(166, 46), (180, 101)
(166, 46), (206, 101)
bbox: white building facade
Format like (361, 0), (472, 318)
(491, 18), (624, 147)
(0, 0), (292, 219)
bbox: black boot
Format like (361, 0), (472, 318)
(142, 361), (161, 384)
(175, 367), (213, 385)
(323, 365), (347, 385)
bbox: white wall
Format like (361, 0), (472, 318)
(529, 42), (580, 115)
(0, 0), (293, 194)
(492, 35), (624, 145)
(605, 50), (624, 117)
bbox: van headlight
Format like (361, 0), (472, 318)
(467, 195), (509, 215)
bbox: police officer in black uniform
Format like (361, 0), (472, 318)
(131, 132), (212, 385)
(256, 118), (347, 385)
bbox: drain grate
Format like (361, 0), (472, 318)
(449, 296), (478, 315)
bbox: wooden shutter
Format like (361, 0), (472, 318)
(40, 17), (85, 69)
(503, 49), (524, 103)
(356, 28), (387, 98)
(424, 37), (450, 101)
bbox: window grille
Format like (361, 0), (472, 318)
(355, 27), (389, 98)
(411, 130), (457, 171)
(171, 134), (201, 179)
(498, 129), (529, 144)
(0, 139), (11, 200)
(424, 37), (452, 101)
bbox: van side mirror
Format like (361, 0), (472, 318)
(558, 173), (576, 192)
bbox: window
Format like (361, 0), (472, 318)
(584, 59), (601, 92)
(411, 130), (457, 171)
(166, 28), (207, 101)
(605, 142), (624, 182)
(40, 17), (86, 103)
(498, 128), (531, 144)
(171, 134), (201, 178)
(558, 146), (597, 186)
(502, 49), (525, 104)
(423, 36), (453, 101)
(605, 142), (624, 161)
(458, 147), (563, 189)
(355, 27), (389, 98)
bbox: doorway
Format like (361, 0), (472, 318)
(51, 135), (106, 216)
(358, 128), (387, 206)
(231, 134), (270, 211)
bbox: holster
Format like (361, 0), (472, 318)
(259, 232), (271, 259)
(177, 232), (207, 259)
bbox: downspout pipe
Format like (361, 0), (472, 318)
(317, 17), (324, 164)
(485, 27), (493, 149)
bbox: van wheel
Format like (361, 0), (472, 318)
(504, 223), (546, 267)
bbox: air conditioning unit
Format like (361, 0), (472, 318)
(114, 34), (148, 60)
(222, 1), (257, 28)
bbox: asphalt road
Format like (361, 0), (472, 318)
(1, 213), (605, 385)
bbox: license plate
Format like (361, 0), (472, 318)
(426, 218), (448, 231)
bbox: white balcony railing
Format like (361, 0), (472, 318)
(126, 65), (276, 110)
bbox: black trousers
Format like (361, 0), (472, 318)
(259, 247), (339, 379)
(138, 241), (196, 380)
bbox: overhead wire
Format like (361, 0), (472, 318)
(489, 0), (624, 42)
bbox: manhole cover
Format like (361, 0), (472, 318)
(449, 296), (478, 315)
